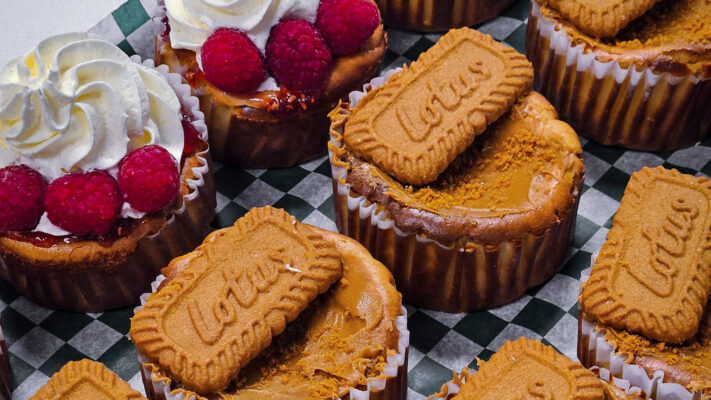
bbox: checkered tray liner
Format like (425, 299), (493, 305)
(2, 0), (711, 399)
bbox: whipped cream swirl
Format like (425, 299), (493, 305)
(0, 33), (184, 180)
(164, 0), (320, 55)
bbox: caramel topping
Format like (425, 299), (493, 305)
(544, 0), (662, 38)
(30, 359), (145, 400)
(456, 338), (604, 399)
(409, 128), (559, 210)
(130, 207), (343, 394)
(344, 27), (533, 186)
(582, 167), (711, 344)
(143, 227), (402, 400)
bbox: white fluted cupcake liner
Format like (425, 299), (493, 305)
(0, 55), (215, 312)
(526, 0), (711, 151)
(579, 267), (701, 400)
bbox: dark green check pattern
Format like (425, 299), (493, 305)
(3, 0), (711, 399)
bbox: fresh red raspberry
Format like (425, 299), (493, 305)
(316, 0), (380, 56)
(45, 171), (122, 236)
(0, 165), (47, 232)
(118, 145), (180, 213)
(266, 19), (332, 94)
(201, 28), (266, 94)
(181, 111), (200, 156)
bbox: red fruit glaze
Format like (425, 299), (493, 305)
(181, 111), (200, 156)
(0, 165), (47, 232)
(201, 28), (266, 94)
(316, 0), (380, 56)
(266, 19), (332, 95)
(118, 145), (180, 213)
(45, 171), (123, 236)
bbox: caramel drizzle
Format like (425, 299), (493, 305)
(187, 247), (292, 345)
(626, 198), (698, 297)
(395, 61), (491, 142)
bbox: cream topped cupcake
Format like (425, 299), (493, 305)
(155, 0), (387, 168)
(0, 33), (215, 312)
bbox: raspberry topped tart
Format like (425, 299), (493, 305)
(0, 33), (215, 312)
(157, 0), (387, 168)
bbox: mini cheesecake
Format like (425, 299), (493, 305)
(331, 85), (583, 311)
(527, 0), (711, 151)
(155, 3), (387, 168)
(133, 207), (408, 400)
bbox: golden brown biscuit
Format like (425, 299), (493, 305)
(544, 0), (662, 37)
(130, 206), (342, 393)
(30, 359), (145, 400)
(456, 337), (604, 399)
(343, 27), (532, 186)
(581, 167), (711, 344)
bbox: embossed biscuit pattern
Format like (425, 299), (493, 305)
(343, 28), (533, 186)
(130, 206), (342, 394)
(458, 337), (604, 399)
(581, 167), (711, 343)
(30, 359), (146, 400)
(545, 0), (661, 37)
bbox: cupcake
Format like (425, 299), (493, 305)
(0, 33), (215, 312)
(130, 206), (408, 400)
(526, 0), (711, 151)
(375, 0), (516, 32)
(328, 28), (584, 312)
(156, 0), (387, 168)
(0, 319), (9, 400)
(30, 359), (146, 399)
(579, 166), (711, 399)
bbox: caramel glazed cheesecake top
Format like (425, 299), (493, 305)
(334, 93), (583, 247)
(537, 0), (711, 76)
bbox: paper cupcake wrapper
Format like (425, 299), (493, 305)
(578, 267), (700, 400)
(134, 275), (410, 400)
(526, 1), (711, 152)
(0, 57), (216, 313)
(0, 321), (10, 400)
(328, 70), (581, 313)
(374, 0), (516, 32)
(154, 7), (381, 169)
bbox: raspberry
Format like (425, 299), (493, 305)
(316, 0), (380, 56)
(0, 165), (47, 232)
(266, 19), (332, 94)
(118, 145), (180, 213)
(201, 28), (266, 94)
(45, 171), (122, 236)
(181, 111), (200, 156)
